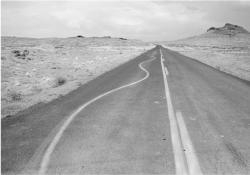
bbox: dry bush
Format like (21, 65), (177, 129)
(8, 90), (22, 101)
(54, 77), (67, 87)
(11, 50), (20, 54)
(23, 50), (29, 56)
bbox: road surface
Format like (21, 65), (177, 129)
(2, 46), (250, 174)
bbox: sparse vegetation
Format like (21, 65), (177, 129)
(11, 50), (20, 54)
(11, 49), (29, 59)
(156, 23), (250, 81)
(1, 36), (154, 118)
(8, 90), (22, 101)
(23, 50), (29, 56)
(54, 77), (67, 87)
(55, 46), (63, 49)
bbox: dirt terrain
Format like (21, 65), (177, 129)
(1, 36), (154, 118)
(155, 23), (250, 81)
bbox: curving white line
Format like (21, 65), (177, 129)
(38, 57), (156, 174)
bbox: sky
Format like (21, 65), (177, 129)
(1, 0), (250, 41)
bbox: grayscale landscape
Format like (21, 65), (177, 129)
(155, 23), (250, 81)
(1, 36), (153, 118)
(1, 1), (250, 175)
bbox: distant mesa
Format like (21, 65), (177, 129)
(77, 35), (84, 38)
(206, 23), (250, 37)
(102, 36), (111, 38)
(174, 23), (250, 42)
(119, 38), (127, 40)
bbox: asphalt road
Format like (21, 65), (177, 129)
(2, 46), (250, 174)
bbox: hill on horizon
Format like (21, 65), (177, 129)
(174, 23), (250, 43)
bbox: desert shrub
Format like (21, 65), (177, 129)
(54, 77), (66, 87)
(23, 50), (29, 55)
(54, 46), (63, 49)
(13, 52), (26, 58)
(8, 90), (22, 101)
(11, 50), (20, 54)
(15, 53), (21, 57)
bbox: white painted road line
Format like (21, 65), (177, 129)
(161, 53), (168, 75)
(165, 67), (169, 75)
(160, 49), (188, 175)
(38, 57), (156, 174)
(160, 49), (203, 175)
(176, 112), (203, 175)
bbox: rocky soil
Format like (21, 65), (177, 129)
(1, 36), (154, 118)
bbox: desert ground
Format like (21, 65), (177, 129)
(1, 36), (154, 118)
(155, 25), (250, 82)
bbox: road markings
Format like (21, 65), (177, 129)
(38, 56), (156, 174)
(160, 49), (187, 174)
(165, 67), (169, 75)
(161, 54), (169, 75)
(176, 112), (203, 175)
(160, 49), (203, 175)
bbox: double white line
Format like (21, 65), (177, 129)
(160, 49), (203, 175)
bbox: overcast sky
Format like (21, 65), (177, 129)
(1, 0), (250, 41)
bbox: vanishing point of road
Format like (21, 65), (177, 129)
(2, 46), (250, 174)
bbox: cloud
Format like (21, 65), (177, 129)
(1, 1), (250, 41)
(51, 9), (92, 29)
(67, 19), (81, 29)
